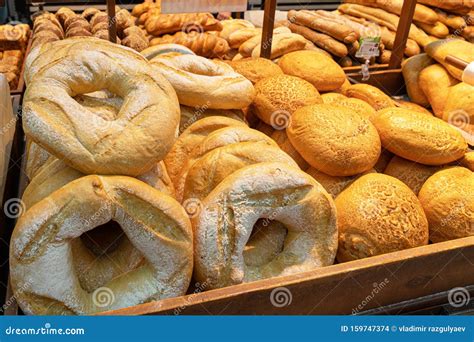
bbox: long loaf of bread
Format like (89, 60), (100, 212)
(436, 9), (467, 29)
(288, 10), (358, 43)
(145, 13), (223, 36)
(415, 21), (450, 38)
(287, 22), (349, 57)
(338, 4), (435, 47)
(344, 0), (438, 24)
(150, 31), (230, 58)
(417, 0), (473, 14)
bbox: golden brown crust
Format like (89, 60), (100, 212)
(287, 104), (381, 176)
(145, 12), (222, 36)
(384, 156), (443, 194)
(336, 173), (429, 262)
(278, 50), (346, 92)
(373, 107), (467, 165)
(401, 54), (435, 107)
(344, 83), (395, 110)
(227, 57), (283, 84)
(419, 167), (474, 242)
(251, 74), (322, 125)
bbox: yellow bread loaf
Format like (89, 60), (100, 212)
(278, 50), (346, 92)
(287, 104), (381, 176)
(419, 167), (474, 242)
(401, 54), (435, 106)
(251, 74), (322, 126)
(335, 173), (429, 262)
(425, 39), (474, 81)
(384, 156), (443, 195)
(321, 92), (347, 103)
(373, 107), (467, 165)
(395, 100), (433, 115)
(418, 64), (458, 118)
(227, 57), (283, 84)
(443, 82), (474, 139)
(322, 95), (377, 121)
(344, 83), (395, 110)
(270, 130), (309, 170)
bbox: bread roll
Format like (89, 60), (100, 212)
(322, 94), (377, 122)
(384, 156), (443, 194)
(335, 174), (429, 262)
(344, 84), (395, 110)
(418, 64), (458, 118)
(226, 58), (283, 84)
(401, 54), (435, 107)
(373, 107), (467, 165)
(251, 74), (322, 126)
(251, 33), (307, 59)
(287, 104), (381, 176)
(278, 50), (346, 92)
(419, 167), (474, 243)
(218, 19), (255, 41)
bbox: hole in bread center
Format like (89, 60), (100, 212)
(243, 219), (288, 267)
(80, 220), (124, 256)
(74, 90), (124, 121)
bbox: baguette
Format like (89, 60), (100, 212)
(339, 4), (435, 47)
(344, 0), (438, 24)
(288, 10), (358, 43)
(401, 53), (434, 106)
(436, 9), (467, 29)
(145, 12), (223, 36)
(417, 0), (473, 14)
(415, 21), (450, 38)
(251, 33), (307, 59)
(228, 27), (260, 48)
(288, 22), (348, 57)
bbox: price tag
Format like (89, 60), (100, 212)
(356, 37), (381, 58)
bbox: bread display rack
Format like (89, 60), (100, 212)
(2, 0), (473, 316)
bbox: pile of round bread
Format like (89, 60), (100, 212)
(11, 37), (473, 316)
(31, 7), (148, 51)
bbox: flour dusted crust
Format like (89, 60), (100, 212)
(150, 54), (255, 109)
(335, 173), (429, 262)
(384, 156), (442, 195)
(175, 126), (277, 200)
(10, 175), (193, 315)
(252, 74), (322, 125)
(183, 142), (298, 203)
(24, 140), (51, 181)
(23, 39), (180, 176)
(287, 104), (381, 176)
(344, 83), (395, 110)
(419, 167), (474, 243)
(193, 162), (337, 289)
(373, 107), (467, 165)
(164, 116), (247, 185)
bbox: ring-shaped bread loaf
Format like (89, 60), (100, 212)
(150, 54), (255, 109)
(10, 175), (193, 315)
(23, 41), (180, 176)
(193, 162), (337, 289)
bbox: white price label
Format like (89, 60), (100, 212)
(356, 37), (381, 58)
